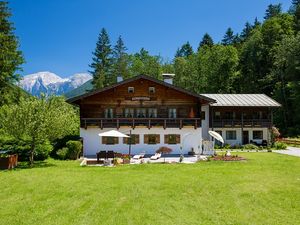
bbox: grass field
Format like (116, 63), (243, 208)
(0, 153), (299, 225)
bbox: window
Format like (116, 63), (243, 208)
(201, 111), (206, 120)
(253, 130), (263, 139)
(105, 108), (113, 118)
(253, 112), (260, 120)
(164, 134), (180, 144)
(224, 112), (235, 120)
(136, 108), (146, 118)
(102, 137), (118, 145)
(128, 87), (134, 93)
(144, 134), (160, 144)
(226, 130), (236, 140)
(168, 108), (177, 118)
(214, 111), (221, 119)
(148, 108), (157, 118)
(124, 108), (134, 118)
(149, 87), (155, 94)
(124, 134), (140, 145)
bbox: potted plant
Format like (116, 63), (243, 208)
(188, 147), (195, 156)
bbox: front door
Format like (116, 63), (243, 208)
(243, 131), (249, 145)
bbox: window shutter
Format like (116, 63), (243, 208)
(156, 135), (160, 144)
(123, 137), (128, 144)
(102, 137), (107, 144)
(176, 135), (181, 144)
(144, 135), (149, 144)
(164, 135), (168, 144)
(136, 135), (140, 144)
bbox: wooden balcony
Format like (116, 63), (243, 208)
(81, 118), (201, 130)
(212, 119), (272, 128)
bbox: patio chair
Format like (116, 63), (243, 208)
(150, 153), (161, 160)
(133, 151), (146, 160)
(97, 151), (107, 162)
(107, 151), (115, 159)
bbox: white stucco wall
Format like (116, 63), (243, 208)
(80, 127), (203, 156)
(210, 127), (269, 146)
(201, 105), (210, 141)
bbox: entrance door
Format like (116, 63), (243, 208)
(243, 131), (249, 145)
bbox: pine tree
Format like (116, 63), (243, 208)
(264, 4), (282, 20)
(289, 0), (300, 14)
(0, 1), (24, 105)
(253, 17), (261, 27)
(90, 28), (113, 89)
(240, 22), (253, 41)
(175, 42), (193, 57)
(112, 35), (129, 81)
(222, 27), (235, 45)
(295, 4), (300, 31)
(198, 33), (214, 51)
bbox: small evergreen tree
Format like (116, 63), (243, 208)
(175, 42), (193, 57)
(222, 27), (235, 45)
(198, 33), (214, 50)
(264, 4), (282, 20)
(90, 28), (113, 89)
(0, 1), (24, 105)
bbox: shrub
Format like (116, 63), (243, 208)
(57, 147), (68, 160)
(214, 144), (221, 149)
(242, 144), (259, 150)
(34, 141), (53, 161)
(66, 140), (82, 159)
(223, 143), (231, 149)
(273, 141), (287, 150)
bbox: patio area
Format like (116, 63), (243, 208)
(81, 154), (206, 166)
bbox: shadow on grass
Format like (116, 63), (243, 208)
(15, 161), (56, 170)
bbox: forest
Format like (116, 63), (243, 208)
(1, 1), (300, 164)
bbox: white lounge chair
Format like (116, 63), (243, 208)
(150, 153), (161, 160)
(133, 151), (146, 160)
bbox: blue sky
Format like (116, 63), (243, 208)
(10, 0), (292, 77)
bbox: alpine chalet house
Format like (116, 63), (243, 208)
(67, 74), (281, 156)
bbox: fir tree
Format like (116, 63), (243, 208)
(198, 33), (214, 51)
(240, 22), (253, 41)
(112, 35), (129, 81)
(0, 1), (24, 105)
(175, 42), (193, 57)
(264, 4), (282, 20)
(90, 28), (113, 89)
(253, 17), (261, 27)
(222, 27), (235, 45)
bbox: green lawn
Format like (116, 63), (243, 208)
(0, 153), (299, 225)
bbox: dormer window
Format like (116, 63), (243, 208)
(149, 87), (155, 94)
(128, 87), (134, 93)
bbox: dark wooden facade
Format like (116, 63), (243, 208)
(209, 106), (272, 128)
(70, 76), (212, 129)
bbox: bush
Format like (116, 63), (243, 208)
(57, 147), (68, 160)
(66, 140), (82, 159)
(242, 144), (259, 150)
(273, 141), (287, 150)
(0, 137), (52, 161)
(223, 143), (231, 149)
(34, 141), (53, 161)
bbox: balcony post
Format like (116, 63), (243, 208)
(84, 119), (87, 130)
(194, 119), (197, 129)
(241, 112), (244, 145)
(117, 119), (120, 130)
(132, 119), (135, 130)
(180, 119), (182, 129)
(164, 119), (166, 129)
(148, 119), (151, 130)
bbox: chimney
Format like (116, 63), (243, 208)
(117, 75), (123, 83)
(162, 73), (175, 85)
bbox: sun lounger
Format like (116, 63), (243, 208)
(150, 153), (161, 160)
(133, 151), (146, 160)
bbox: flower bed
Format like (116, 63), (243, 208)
(211, 155), (246, 161)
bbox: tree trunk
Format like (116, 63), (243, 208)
(29, 140), (35, 167)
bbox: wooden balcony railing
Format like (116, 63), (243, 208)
(81, 118), (201, 129)
(212, 119), (271, 128)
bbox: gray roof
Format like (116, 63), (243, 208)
(201, 94), (281, 107)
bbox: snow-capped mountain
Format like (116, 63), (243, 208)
(19, 71), (92, 96)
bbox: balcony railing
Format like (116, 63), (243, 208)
(212, 119), (271, 128)
(81, 118), (201, 129)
